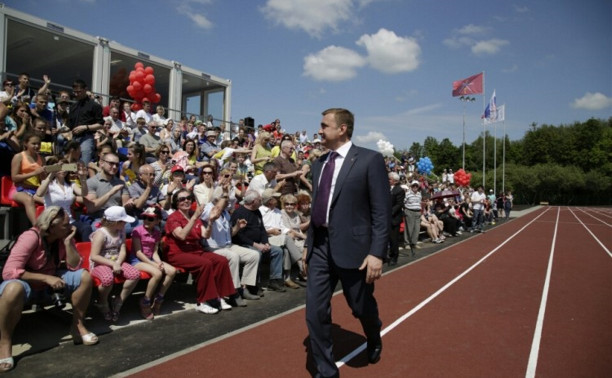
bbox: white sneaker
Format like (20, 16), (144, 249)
(195, 303), (219, 314)
(219, 298), (232, 311)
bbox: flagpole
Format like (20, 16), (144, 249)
(482, 72), (486, 188)
(459, 96), (475, 170)
(494, 121), (497, 196)
(502, 117), (506, 194)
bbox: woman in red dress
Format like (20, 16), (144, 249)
(164, 188), (237, 314)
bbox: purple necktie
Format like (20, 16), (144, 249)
(312, 151), (338, 227)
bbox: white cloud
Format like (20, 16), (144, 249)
(355, 131), (387, 144)
(261, 0), (353, 38)
(303, 45), (366, 81)
(356, 28), (421, 74)
(571, 92), (612, 110)
(457, 24), (488, 35)
(376, 139), (395, 156)
(177, 1), (214, 29)
(471, 38), (509, 55)
(514, 5), (530, 13)
(502, 64), (519, 73)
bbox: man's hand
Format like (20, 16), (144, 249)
(359, 255), (383, 284)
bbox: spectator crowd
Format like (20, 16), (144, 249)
(0, 74), (513, 373)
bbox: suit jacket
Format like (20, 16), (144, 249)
(306, 144), (391, 269)
(390, 183), (405, 226)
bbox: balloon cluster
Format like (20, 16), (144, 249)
(126, 62), (161, 111)
(416, 157), (434, 175)
(454, 168), (472, 187)
(376, 139), (395, 157)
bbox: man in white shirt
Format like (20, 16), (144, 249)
(248, 162), (283, 195)
(470, 185), (487, 232)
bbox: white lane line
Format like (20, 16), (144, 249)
(577, 207), (612, 228)
(525, 206), (560, 378)
(336, 207), (552, 369)
(570, 208), (612, 258)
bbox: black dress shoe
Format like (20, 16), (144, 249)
(388, 258), (397, 266)
(367, 337), (382, 364)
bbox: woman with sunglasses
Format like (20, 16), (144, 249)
(1, 207), (98, 372)
(164, 189), (237, 314)
(193, 163), (217, 206)
(151, 145), (173, 187)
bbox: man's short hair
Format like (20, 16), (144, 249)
(322, 108), (354, 138)
(243, 190), (260, 205)
(388, 172), (400, 181)
(72, 79), (87, 89)
(263, 162), (277, 172)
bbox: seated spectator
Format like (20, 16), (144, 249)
(280, 193), (307, 282)
(161, 165), (195, 207)
(230, 190), (286, 294)
(121, 143), (146, 185)
(201, 193), (260, 303)
(126, 164), (166, 223)
(249, 162), (284, 195)
(150, 145), (173, 188)
(34, 159), (92, 241)
(132, 117), (148, 143)
(87, 143), (114, 178)
(460, 197), (473, 230)
(259, 189), (303, 289)
(193, 163), (217, 205)
(159, 119), (174, 146)
(164, 189), (237, 314)
(0, 207), (98, 373)
(10, 132), (46, 225)
(95, 118), (117, 152)
(139, 122), (163, 159)
(151, 105), (166, 127)
(129, 206), (176, 319)
(421, 211), (443, 244)
(85, 152), (128, 231)
(434, 200), (459, 237)
(89, 206), (140, 322)
(122, 102), (136, 128)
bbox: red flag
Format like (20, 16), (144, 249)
(452, 72), (483, 97)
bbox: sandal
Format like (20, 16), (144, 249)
(0, 357), (14, 373)
(112, 297), (123, 322)
(139, 297), (154, 320)
(71, 329), (99, 346)
(151, 294), (164, 316)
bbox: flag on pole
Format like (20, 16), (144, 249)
(497, 105), (505, 122)
(452, 72), (484, 97)
(482, 90), (497, 124)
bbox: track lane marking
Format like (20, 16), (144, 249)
(576, 207), (612, 228)
(525, 206), (560, 378)
(336, 207), (552, 369)
(570, 208), (612, 258)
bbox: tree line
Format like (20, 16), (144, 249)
(399, 117), (612, 206)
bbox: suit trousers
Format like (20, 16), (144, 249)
(306, 227), (381, 378)
(404, 210), (421, 246)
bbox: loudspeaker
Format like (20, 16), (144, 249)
(244, 117), (254, 128)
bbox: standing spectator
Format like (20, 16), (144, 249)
(134, 101), (153, 124)
(273, 139), (302, 195)
(404, 180), (422, 256)
(250, 131), (273, 176)
(504, 190), (513, 220)
(388, 172), (405, 266)
(471, 185), (487, 232)
(66, 79), (104, 164)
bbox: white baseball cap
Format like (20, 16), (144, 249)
(104, 206), (135, 223)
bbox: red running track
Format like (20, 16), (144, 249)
(124, 207), (611, 378)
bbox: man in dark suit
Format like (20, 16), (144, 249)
(303, 108), (391, 378)
(388, 172), (405, 266)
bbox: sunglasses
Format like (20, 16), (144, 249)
(143, 217), (158, 222)
(103, 160), (120, 167)
(202, 171), (213, 175)
(177, 196), (192, 202)
(160, 150), (169, 154)
(285, 202), (297, 206)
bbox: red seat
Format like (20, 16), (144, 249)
(75, 240), (151, 284)
(1, 176), (20, 207)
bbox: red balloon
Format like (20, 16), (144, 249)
(128, 71), (136, 81)
(144, 66), (154, 75)
(143, 84), (153, 94)
(126, 85), (134, 94)
(135, 71), (145, 82)
(134, 62), (144, 70)
(131, 103), (142, 111)
(142, 97), (151, 104)
(132, 81), (142, 91)
(153, 93), (161, 103)
(144, 74), (155, 85)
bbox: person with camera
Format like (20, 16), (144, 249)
(0, 206), (98, 372)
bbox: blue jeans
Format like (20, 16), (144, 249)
(247, 244), (283, 281)
(472, 209), (484, 230)
(74, 133), (95, 165)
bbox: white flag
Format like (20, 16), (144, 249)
(497, 105), (505, 122)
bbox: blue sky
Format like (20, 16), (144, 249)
(7, 0), (612, 152)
